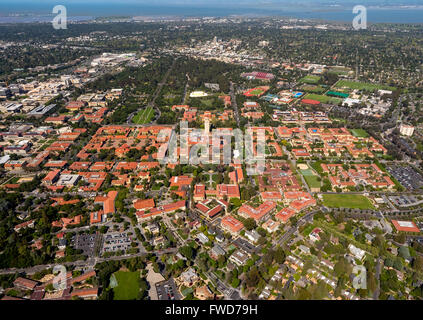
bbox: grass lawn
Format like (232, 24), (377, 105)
(301, 85), (326, 94)
(200, 98), (214, 107)
(304, 175), (321, 189)
(299, 169), (314, 176)
(335, 80), (396, 92)
(322, 194), (375, 210)
(249, 89), (265, 96)
(350, 128), (369, 138)
(302, 224), (315, 236)
(299, 75), (321, 84)
(112, 271), (140, 300)
(303, 93), (342, 104)
(133, 106), (154, 124)
(9, 176), (20, 184)
(327, 67), (351, 76)
(265, 144), (276, 155)
(300, 167), (321, 189)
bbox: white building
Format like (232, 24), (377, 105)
(229, 250), (249, 266)
(244, 230), (260, 243)
(57, 174), (80, 186)
(378, 89), (393, 96)
(299, 245), (311, 255)
(181, 268), (199, 285)
(399, 124), (414, 137)
(189, 91), (208, 98)
(197, 232), (209, 245)
(348, 244), (366, 261)
(0, 155), (10, 165)
(342, 98), (361, 107)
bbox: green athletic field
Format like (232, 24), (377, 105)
(304, 175), (321, 189)
(300, 169), (314, 176)
(303, 93), (342, 104)
(249, 89), (265, 95)
(133, 106), (154, 124)
(322, 194), (375, 210)
(300, 169), (321, 189)
(350, 129), (369, 138)
(299, 75), (321, 84)
(301, 85), (326, 94)
(327, 67), (352, 76)
(112, 271), (140, 300)
(335, 80), (396, 92)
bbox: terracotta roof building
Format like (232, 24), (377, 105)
(391, 220), (420, 233)
(238, 201), (277, 222)
(221, 215), (244, 234)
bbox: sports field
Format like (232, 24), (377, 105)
(112, 271), (140, 300)
(301, 85), (326, 94)
(299, 75), (321, 84)
(201, 98), (215, 107)
(350, 129), (369, 138)
(327, 67), (352, 76)
(322, 194), (375, 210)
(335, 80), (396, 92)
(244, 87), (269, 97)
(133, 106), (154, 124)
(303, 93), (342, 104)
(300, 168), (321, 189)
(304, 175), (321, 189)
(326, 91), (349, 98)
(300, 168), (314, 176)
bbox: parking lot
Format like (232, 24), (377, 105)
(389, 195), (422, 207)
(102, 232), (132, 253)
(71, 232), (101, 257)
(155, 278), (180, 300)
(387, 165), (423, 190)
(232, 237), (259, 254)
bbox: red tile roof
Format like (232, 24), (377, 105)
(238, 201), (276, 221)
(391, 220), (420, 233)
(217, 184), (240, 199)
(43, 169), (61, 183)
(261, 191), (282, 201)
(301, 99), (321, 105)
(14, 277), (38, 290)
(133, 198), (155, 211)
(221, 215), (244, 233)
(94, 190), (118, 215)
(71, 287), (98, 298)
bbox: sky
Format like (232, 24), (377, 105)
(2, 0), (423, 23)
(4, 0), (423, 6)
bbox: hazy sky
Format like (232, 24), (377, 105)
(5, 0), (422, 5)
(2, 0), (423, 23)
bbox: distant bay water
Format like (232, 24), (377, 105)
(0, 3), (422, 24)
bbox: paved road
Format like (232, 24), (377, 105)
(206, 271), (242, 300)
(0, 248), (177, 276)
(230, 81), (240, 128)
(182, 73), (190, 104)
(373, 258), (382, 300)
(277, 209), (321, 246)
(162, 216), (186, 245)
